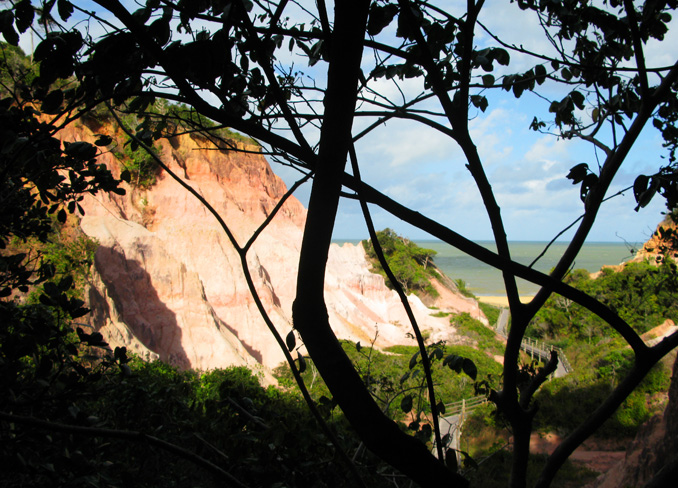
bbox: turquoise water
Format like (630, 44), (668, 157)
(333, 240), (636, 297)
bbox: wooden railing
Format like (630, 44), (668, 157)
(495, 310), (573, 375)
(443, 395), (487, 417)
(520, 336), (573, 374)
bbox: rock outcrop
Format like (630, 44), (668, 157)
(61, 121), (480, 373)
(634, 214), (678, 264)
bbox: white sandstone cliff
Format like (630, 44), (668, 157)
(61, 121), (481, 373)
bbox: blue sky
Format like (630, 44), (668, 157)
(269, 1), (678, 245)
(8, 1), (676, 245)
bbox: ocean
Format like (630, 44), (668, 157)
(333, 240), (636, 297)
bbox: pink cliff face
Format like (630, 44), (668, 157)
(62, 122), (481, 375)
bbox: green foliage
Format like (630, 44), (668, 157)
(533, 351), (671, 438)
(167, 103), (258, 145)
(478, 302), (501, 327)
(454, 278), (476, 299)
(450, 312), (506, 356)
(0, 42), (37, 95)
(114, 138), (161, 189)
(3, 347), (398, 487)
(524, 260), (676, 438)
(2, 1), (678, 485)
(529, 260), (678, 341)
(363, 228), (440, 297)
(276, 341), (502, 421)
(0, 43), (123, 298)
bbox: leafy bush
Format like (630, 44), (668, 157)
(450, 312), (506, 356)
(114, 139), (161, 188)
(276, 341), (502, 425)
(533, 357), (670, 438)
(529, 260), (678, 341)
(479, 302), (501, 327)
(362, 228), (440, 297)
(454, 278), (476, 298)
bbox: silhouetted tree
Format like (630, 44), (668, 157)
(2, 1), (678, 487)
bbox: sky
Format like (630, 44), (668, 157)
(269, 1), (678, 245)
(8, 0), (677, 246)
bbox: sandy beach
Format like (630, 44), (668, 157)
(477, 296), (534, 307)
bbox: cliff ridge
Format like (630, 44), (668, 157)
(62, 121), (480, 374)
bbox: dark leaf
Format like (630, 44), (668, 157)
(445, 449), (458, 472)
(460, 450), (479, 470)
(633, 174), (649, 202)
(481, 74), (494, 87)
(429, 347), (444, 361)
(570, 90), (586, 110)
(41, 90), (64, 114)
(462, 358), (477, 380)
(534, 64), (547, 84)
(635, 177), (659, 211)
(14, 0), (34, 33)
(529, 117), (546, 131)
(367, 4), (398, 36)
(443, 354), (463, 372)
(409, 350), (420, 369)
(285, 330), (296, 351)
(566, 163), (589, 184)
(471, 95), (488, 112)
(70, 307), (90, 319)
(0, 10), (19, 45)
(114, 346), (129, 363)
(59, 275), (74, 291)
(57, 0), (74, 21)
(400, 394), (413, 413)
(64, 141), (97, 161)
(297, 352), (306, 373)
(95, 135), (113, 147)
(491, 48), (510, 66)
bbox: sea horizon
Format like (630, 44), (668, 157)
(332, 238), (637, 297)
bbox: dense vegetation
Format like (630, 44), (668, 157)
(276, 341), (502, 413)
(523, 259), (678, 438)
(528, 261), (678, 342)
(363, 228), (441, 297)
(462, 257), (677, 456)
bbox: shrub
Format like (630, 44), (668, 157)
(451, 312), (506, 356)
(363, 228), (440, 297)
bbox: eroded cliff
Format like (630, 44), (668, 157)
(61, 121), (481, 373)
